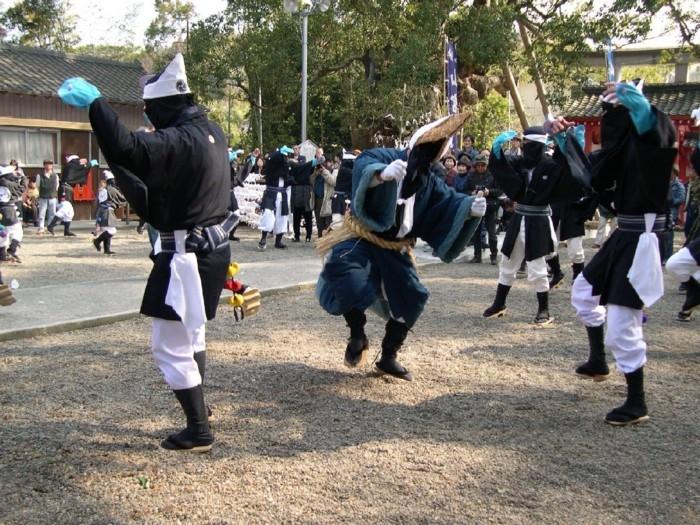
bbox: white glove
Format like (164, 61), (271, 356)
(470, 191), (487, 217)
(379, 159), (407, 182)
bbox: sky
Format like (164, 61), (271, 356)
(71, 0), (228, 46)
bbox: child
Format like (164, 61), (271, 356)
(47, 191), (76, 237)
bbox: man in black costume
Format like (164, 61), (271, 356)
(483, 125), (584, 324)
(571, 81), (677, 425)
(58, 53), (234, 451)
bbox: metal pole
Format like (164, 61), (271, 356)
(258, 81), (263, 151)
(301, 13), (309, 142)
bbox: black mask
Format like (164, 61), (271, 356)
(144, 94), (196, 129)
(522, 141), (545, 168)
(600, 105), (632, 151)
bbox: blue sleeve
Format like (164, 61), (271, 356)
(616, 83), (655, 135)
(351, 148), (405, 232)
(412, 177), (481, 263)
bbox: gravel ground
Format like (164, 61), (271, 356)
(1, 243), (698, 524)
(4, 224), (321, 289)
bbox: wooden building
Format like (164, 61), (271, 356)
(0, 44), (145, 219)
(562, 82), (700, 182)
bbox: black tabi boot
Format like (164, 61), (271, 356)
(571, 262), (584, 283)
(575, 325), (610, 380)
(47, 216), (58, 235)
(343, 309), (369, 368)
(605, 367), (649, 426)
(7, 239), (21, 263)
(0, 247), (11, 262)
(63, 221), (76, 237)
(193, 351), (214, 421)
(534, 291), (553, 325)
(228, 225), (240, 242)
(274, 233), (287, 249)
(677, 277), (700, 322)
(161, 385), (214, 452)
(258, 231), (268, 251)
(548, 255), (564, 289)
(93, 231), (106, 252)
(483, 283), (510, 318)
(103, 233), (115, 255)
(375, 319), (412, 381)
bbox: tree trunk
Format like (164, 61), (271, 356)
(517, 18), (550, 119)
(501, 62), (529, 130)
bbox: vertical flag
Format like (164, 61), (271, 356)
(445, 38), (459, 150)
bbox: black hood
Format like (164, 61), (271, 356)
(265, 152), (290, 182)
(404, 140), (444, 198)
(144, 94), (199, 129)
(600, 105), (632, 151)
(522, 126), (546, 168)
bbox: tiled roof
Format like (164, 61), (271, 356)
(562, 83), (700, 119)
(0, 44), (145, 105)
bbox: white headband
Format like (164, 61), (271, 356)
(523, 134), (548, 144)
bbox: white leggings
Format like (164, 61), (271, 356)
(666, 247), (700, 283)
(151, 319), (205, 390)
(571, 274), (646, 374)
(499, 219), (551, 293)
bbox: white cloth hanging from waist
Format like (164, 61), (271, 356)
(627, 213), (664, 307)
(154, 229), (207, 332)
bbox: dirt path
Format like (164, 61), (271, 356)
(1, 260), (698, 524)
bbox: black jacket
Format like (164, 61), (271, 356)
(465, 169), (502, 206)
(88, 97), (229, 231)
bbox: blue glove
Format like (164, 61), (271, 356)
(553, 132), (567, 153)
(228, 151), (237, 162)
(615, 82), (655, 135)
(491, 130), (518, 159)
(279, 146), (294, 156)
(57, 77), (102, 108)
(574, 124), (585, 149)
(89, 159), (99, 167)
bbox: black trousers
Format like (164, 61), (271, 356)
(473, 205), (499, 256)
(293, 207), (313, 240)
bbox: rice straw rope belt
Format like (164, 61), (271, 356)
(315, 212), (417, 266)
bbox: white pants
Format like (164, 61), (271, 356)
(571, 274), (646, 373)
(38, 198), (57, 229)
(595, 215), (617, 246)
(498, 219), (551, 293)
(151, 318), (206, 390)
(259, 190), (289, 235)
(546, 235), (585, 265)
(0, 222), (23, 248)
(666, 247), (700, 283)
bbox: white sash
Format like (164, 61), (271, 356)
(627, 213), (664, 307)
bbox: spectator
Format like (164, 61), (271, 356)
(442, 154), (457, 187)
(35, 160), (59, 234)
(509, 137), (522, 156)
(593, 202), (616, 249)
(311, 154), (336, 238)
(452, 159), (470, 193)
(684, 163), (699, 242)
(290, 148), (318, 243)
(460, 135), (478, 163)
(466, 153), (502, 264)
(22, 180), (39, 226)
(660, 166), (686, 264)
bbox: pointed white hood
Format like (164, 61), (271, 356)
(141, 53), (191, 100)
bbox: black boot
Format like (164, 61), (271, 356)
(572, 262), (584, 283)
(103, 233), (115, 255)
(483, 283), (510, 318)
(375, 319), (412, 381)
(7, 239), (21, 263)
(605, 367), (649, 426)
(534, 291), (553, 325)
(63, 221), (76, 237)
(0, 247), (10, 262)
(343, 309), (368, 368)
(47, 216), (59, 235)
(228, 225), (240, 242)
(575, 325), (610, 380)
(548, 255), (564, 289)
(161, 385), (214, 452)
(677, 277), (700, 322)
(193, 351), (214, 421)
(274, 233), (287, 249)
(258, 231), (268, 251)
(469, 251), (482, 263)
(93, 231), (106, 252)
